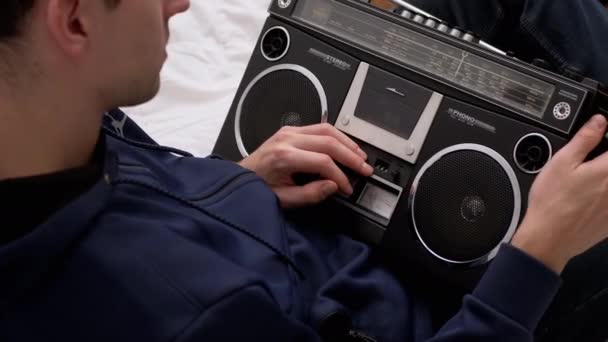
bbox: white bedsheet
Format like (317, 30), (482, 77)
(124, 0), (270, 157)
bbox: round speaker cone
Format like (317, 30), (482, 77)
(412, 146), (518, 264)
(514, 133), (552, 174)
(236, 66), (325, 156)
(261, 27), (290, 61)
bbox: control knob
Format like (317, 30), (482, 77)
(449, 27), (463, 38)
(436, 22), (449, 33)
(413, 14), (426, 23)
(398, 9), (413, 20)
(532, 58), (553, 71)
(563, 66), (585, 82)
(462, 31), (475, 42)
(424, 18), (437, 28)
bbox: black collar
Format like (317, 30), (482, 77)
(0, 136), (105, 245)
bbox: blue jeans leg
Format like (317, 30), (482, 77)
(406, 0), (608, 84)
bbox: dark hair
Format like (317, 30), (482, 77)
(0, 0), (36, 40)
(0, 0), (121, 40)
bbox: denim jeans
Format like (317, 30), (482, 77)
(406, 0), (608, 85)
(403, 1), (608, 341)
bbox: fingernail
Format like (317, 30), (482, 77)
(345, 183), (354, 196)
(357, 148), (368, 160)
(323, 182), (337, 197)
(590, 115), (607, 130)
(362, 162), (374, 175)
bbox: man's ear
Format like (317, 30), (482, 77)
(44, 0), (89, 57)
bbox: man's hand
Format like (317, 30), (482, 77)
(238, 124), (374, 208)
(512, 114), (608, 273)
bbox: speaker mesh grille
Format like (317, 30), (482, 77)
(239, 69), (322, 155)
(413, 150), (515, 262)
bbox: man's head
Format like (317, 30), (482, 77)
(0, 0), (190, 109)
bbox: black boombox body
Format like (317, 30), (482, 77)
(213, 0), (608, 290)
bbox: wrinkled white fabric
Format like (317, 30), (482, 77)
(125, 0), (269, 156)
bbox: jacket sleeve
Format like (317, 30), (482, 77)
(174, 284), (323, 342)
(174, 245), (559, 342)
(427, 244), (561, 342)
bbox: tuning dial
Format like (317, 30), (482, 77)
(424, 18), (437, 28)
(413, 14), (426, 24)
(398, 9), (413, 20)
(436, 22), (449, 33)
(449, 27), (463, 38)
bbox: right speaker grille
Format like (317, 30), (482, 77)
(412, 148), (517, 263)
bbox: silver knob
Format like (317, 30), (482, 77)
(449, 27), (462, 38)
(424, 18), (437, 28)
(413, 14), (426, 24)
(462, 32), (475, 42)
(437, 22), (449, 33)
(399, 9), (413, 20)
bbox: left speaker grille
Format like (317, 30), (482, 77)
(238, 69), (323, 155)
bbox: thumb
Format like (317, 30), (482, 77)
(274, 181), (338, 208)
(558, 114), (607, 165)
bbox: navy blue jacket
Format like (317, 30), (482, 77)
(0, 110), (561, 341)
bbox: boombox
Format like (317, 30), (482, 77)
(213, 0), (608, 290)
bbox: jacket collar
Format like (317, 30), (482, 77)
(0, 135), (117, 312)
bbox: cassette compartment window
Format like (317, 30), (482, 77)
(355, 66), (432, 139)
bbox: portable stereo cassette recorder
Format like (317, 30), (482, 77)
(213, 0), (608, 290)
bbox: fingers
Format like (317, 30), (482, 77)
(270, 123), (374, 196)
(289, 123), (367, 159)
(282, 148), (353, 195)
(275, 180), (338, 208)
(555, 115), (607, 166)
(583, 140), (608, 176)
(289, 133), (374, 177)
